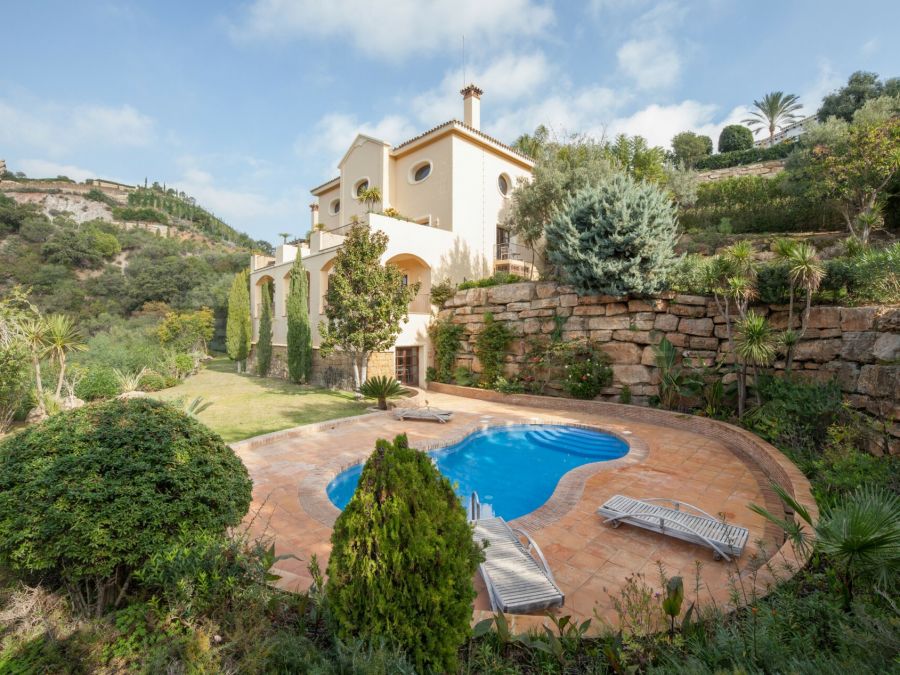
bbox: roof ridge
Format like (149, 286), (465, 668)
(393, 119), (535, 163)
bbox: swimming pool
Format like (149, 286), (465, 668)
(326, 424), (629, 520)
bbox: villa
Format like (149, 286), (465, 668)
(249, 84), (535, 387)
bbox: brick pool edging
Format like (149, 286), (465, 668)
(427, 382), (819, 596)
(296, 417), (650, 530)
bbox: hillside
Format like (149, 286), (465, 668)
(0, 173), (261, 350)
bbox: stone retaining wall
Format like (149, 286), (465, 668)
(247, 345), (393, 387)
(696, 159), (786, 183)
(437, 282), (899, 452)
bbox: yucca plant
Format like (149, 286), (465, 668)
(751, 485), (900, 609)
(734, 312), (776, 415)
(359, 376), (408, 410)
(113, 367), (147, 394)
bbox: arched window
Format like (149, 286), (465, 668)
(355, 179), (369, 197)
(498, 173), (510, 197)
(329, 198), (340, 215)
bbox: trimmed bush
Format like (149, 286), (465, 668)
(695, 142), (795, 170)
(75, 365), (120, 400)
(546, 173), (679, 296)
(0, 398), (252, 615)
(718, 124), (754, 153)
(326, 434), (482, 672)
(139, 370), (168, 392)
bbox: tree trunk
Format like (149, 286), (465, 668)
(359, 352), (369, 388)
(351, 357), (361, 391)
(55, 354), (66, 399)
(737, 366), (747, 418)
(32, 354), (44, 405)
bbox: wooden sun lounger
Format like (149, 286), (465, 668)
(597, 495), (749, 561)
(473, 516), (565, 614)
(393, 407), (453, 423)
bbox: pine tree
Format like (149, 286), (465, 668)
(286, 256), (312, 383)
(327, 434), (483, 672)
(546, 173), (679, 296)
(225, 270), (251, 372)
(256, 283), (273, 377)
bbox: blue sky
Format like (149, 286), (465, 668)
(2, 0), (898, 243)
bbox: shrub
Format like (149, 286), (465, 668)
(546, 173), (679, 296)
(718, 124), (754, 153)
(429, 278), (456, 307)
(493, 376), (525, 394)
(694, 142), (795, 170)
(453, 366), (478, 387)
(671, 131), (713, 168)
(0, 342), (30, 433)
(157, 308), (214, 354)
(139, 370), (168, 392)
(474, 313), (514, 387)
(562, 343), (612, 399)
(326, 434), (483, 672)
(112, 206), (169, 224)
(359, 376), (407, 410)
(0, 398), (251, 616)
(755, 261), (792, 304)
(84, 188), (117, 207)
(75, 365), (120, 400)
(457, 272), (522, 291)
(428, 317), (464, 383)
(667, 254), (713, 294)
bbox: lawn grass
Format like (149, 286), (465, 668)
(152, 357), (368, 443)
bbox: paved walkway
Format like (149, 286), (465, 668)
(233, 391), (784, 631)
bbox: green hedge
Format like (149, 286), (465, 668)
(695, 142), (796, 170)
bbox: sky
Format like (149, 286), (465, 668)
(2, 1), (899, 243)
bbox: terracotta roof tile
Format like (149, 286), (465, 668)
(393, 120), (535, 164)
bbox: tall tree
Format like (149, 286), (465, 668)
(319, 224), (418, 390)
(20, 316), (49, 408)
(256, 282), (273, 377)
(225, 270), (251, 373)
(742, 91), (804, 144)
(671, 131), (713, 168)
(817, 70), (900, 122)
(44, 314), (86, 398)
(286, 256), (313, 384)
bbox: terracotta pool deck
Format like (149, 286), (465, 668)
(233, 391), (810, 632)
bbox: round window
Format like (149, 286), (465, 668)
(355, 180), (369, 197)
(412, 162), (432, 182)
(330, 199), (340, 214)
(498, 174), (509, 196)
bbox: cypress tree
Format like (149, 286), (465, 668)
(286, 256), (312, 383)
(327, 434), (483, 672)
(256, 282), (273, 377)
(225, 269), (251, 373)
(546, 172), (679, 296)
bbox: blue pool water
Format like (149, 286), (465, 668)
(326, 424), (629, 520)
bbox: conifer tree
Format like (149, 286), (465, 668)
(256, 282), (273, 377)
(327, 434), (483, 672)
(286, 256), (312, 383)
(225, 270), (251, 372)
(546, 173), (679, 296)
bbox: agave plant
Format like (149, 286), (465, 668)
(113, 367), (147, 394)
(359, 376), (408, 410)
(750, 485), (900, 609)
(176, 395), (213, 418)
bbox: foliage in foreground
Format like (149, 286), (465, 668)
(0, 398), (251, 616)
(546, 173), (679, 296)
(326, 434), (483, 672)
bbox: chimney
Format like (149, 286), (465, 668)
(460, 84), (483, 130)
(309, 202), (319, 230)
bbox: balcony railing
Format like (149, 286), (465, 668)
(494, 242), (538, 279)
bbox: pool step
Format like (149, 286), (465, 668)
(526, 428), (626, 459)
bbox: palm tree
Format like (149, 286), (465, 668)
(278, 232), (292, 244)
(359, 375), (408, 410)
(773, 240), (824, 373)
(751, 485), (900, 609)
(45, 314), (86, 398)
(742, 91), (803, 145)
(358, 186), (382, 213)
(19, 316), (50, 408)
(734, 311), (776, 415)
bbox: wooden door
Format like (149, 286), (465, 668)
(395, 347), (419, 387)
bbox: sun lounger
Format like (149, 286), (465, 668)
(393, 407), (453, 423)
(473, 516), (565, 613)
(597, 495), (749, 561)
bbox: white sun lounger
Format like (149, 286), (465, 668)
(393, 407), (453, 423)
(473, 516), (565, 614)
(597, 495), (749, 561)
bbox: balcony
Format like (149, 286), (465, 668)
(494, 242), (539, 279)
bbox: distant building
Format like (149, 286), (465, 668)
(753, 116), (815, 148)
(85, 178), (136, 192)
(249, 84), (535, 387)
(0, 159), (6, 175)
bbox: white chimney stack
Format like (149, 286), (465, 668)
(461, 84), (483, 130)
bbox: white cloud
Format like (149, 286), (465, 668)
(798, 59), (842, 117)
(608, 100), (749, 150)
(295, 112), (418, 176)
(861, 38), (879, 56)
(16, 159), (96, 182)
(228, 0), (554, 60)
(0, 98), (154, 157)
(617, 38), (681, 90)
(411, 52), (554, 128)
